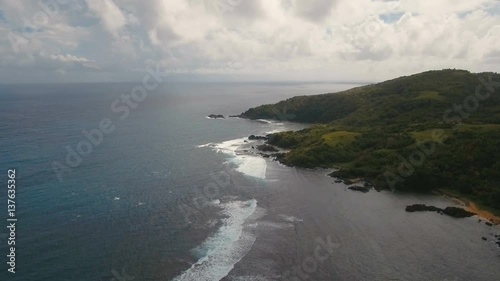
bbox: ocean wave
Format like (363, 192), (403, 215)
(278, 214), (303, 223)
(197, 138), (267, 179)
(264, 128), (287, 135)
(256, 119), (273, 124)
(197, 142), (213, 148)
(231, 155), (267, 180)
(173, 199), (258, 281)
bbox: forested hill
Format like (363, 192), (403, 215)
(239, 69), (500, 211)
(240, 69), (500, 127)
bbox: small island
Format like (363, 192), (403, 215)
(207, 114), (225, 119)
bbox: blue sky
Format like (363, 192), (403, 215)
(0, 0), (499, 83)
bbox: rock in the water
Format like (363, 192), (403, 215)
(405, 204), (442, 213)
(482, 237), (487, 241)
(343, 179), (353, 185)
(348, 185), (371, 193)
(334, 179), (343, 183)
(486, 222), (493, 226)
(405, 205), (476, 218)
(208, 114), (225, 119)
(256, 144), (279, 152)
(248, 135), (268, 140)
(270, 153), (286, 161)
(442, 207), (476, 218)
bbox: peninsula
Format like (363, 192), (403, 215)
(238, 69), (500, 217)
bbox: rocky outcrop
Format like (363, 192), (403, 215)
(442, 207), (475, 218)
(405, 204), (476, 218)
(248, 135), (268, 140)
(343, 179), (353, 185)
(256, 144), (279, 152)
(405, 204), (442, 213)
(348, 185), (371, 193)
(208, 114), (225, 119)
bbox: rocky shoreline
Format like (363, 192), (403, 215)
(256, 134), (500, 226)
(238, 129), (500, 232)
(237, 130), (500, 250)
(405, 204), (476, 218)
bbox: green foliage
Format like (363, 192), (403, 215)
(322, 131), (360, 146)
(243, 69), (500, 210)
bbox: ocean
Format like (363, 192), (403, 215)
(0, 82), (499, 281)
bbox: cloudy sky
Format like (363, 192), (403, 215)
(0, 0), (499, 83)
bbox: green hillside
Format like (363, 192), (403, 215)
(240, 69), (500, 211)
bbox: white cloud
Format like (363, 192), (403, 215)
(86, 0), (127, 38)
(49, 54), (93, 62)
(0, 0), (498, 83)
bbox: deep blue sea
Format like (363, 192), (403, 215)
(0, 82), (499, 281)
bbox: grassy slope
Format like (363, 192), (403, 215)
(240, 69), (500, 210)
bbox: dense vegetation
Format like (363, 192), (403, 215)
(240, 70), (500, 211)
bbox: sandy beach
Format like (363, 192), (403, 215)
(437, 189), (500, 225)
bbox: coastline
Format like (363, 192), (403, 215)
(267, 147), (500, 224)
(434, 189), (500, 225)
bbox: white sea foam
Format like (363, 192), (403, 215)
(197, 143), (213, 148)
(232, 155), (267, 179)
(264, 128), (287, 135)
(256, 119), (273, 124)
(198, 137), (267, 179)
(247, 221), (293, 229)
(278, 214), (303, 223)
(173, 199), (258, 281)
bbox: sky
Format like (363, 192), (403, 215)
(0, 0), (499, 83)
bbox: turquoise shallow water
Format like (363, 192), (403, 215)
(0, 82), (499, 281)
